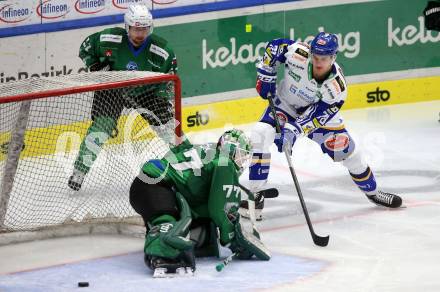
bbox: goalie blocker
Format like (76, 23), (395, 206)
(239, 187), (279, 221)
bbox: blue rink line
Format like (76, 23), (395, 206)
(0, 252), (326, 292)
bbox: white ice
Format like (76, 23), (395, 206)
(1, 101), (439, 291)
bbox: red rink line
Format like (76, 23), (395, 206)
(0, 251), (138, 276)
(271, 162), (324, 179)
(260, 199), (439, 233)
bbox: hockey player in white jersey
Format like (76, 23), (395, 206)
(248, 32), (402, 218)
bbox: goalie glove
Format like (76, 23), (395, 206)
(256, 67), (277, 99)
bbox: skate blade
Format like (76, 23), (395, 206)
(153, 267), (194, 278)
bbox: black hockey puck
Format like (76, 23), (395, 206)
(78, 282), (89, 287)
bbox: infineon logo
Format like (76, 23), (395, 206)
(37, 0), (69, 19)
(75, 0), (105, 14)
(112, 0), (146, 9)
(0, 3), (31, 23)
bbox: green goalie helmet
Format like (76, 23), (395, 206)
(217, 129), (252, 171)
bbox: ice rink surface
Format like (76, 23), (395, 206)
(1, 100), (439, 291)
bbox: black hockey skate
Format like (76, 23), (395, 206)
(68, 169), (85, 191)
(366, 191), (402, 208)
(145, 250), (195, 278)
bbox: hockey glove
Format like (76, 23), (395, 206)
(424, 1), (440, 31)
(89, 62), (110, 72)
(274, 126), (298, 154)
(229, 217), (271, 261)
(256, 68), (277, 99)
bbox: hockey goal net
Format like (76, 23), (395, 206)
(0, 71), (181, 243)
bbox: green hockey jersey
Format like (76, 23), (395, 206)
(140, 140), (242, 245)
(79, 27), (177, 74)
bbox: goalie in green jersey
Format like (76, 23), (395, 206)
(68, 3), (177, 191)
(129, 129), (271, 277)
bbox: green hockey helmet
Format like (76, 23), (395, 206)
(217, 129), (252, 170)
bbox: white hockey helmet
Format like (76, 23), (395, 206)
(124, 3), (154, 34)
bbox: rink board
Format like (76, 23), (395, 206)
(1, 75), (439, 160)
(0, 252), (327, 291)
(182, 75), (440, 132)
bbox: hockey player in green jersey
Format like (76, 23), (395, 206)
(68, 3), (177, 191)
(129, 129), (271, 277)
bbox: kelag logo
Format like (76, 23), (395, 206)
(187, 111), (209, 127)
(367, 87), (390, 103)
(75, 0), (105, 14)
(112, 0), (146, 9)
(0, 3), (31, 23)
(37, 0), (69, 19)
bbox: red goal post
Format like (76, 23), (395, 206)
(0, 71), (181, 244)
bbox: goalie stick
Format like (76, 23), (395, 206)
(255, 187), (278, 199)
(215, 252), (236, 272)
(268, 96), (329, 247)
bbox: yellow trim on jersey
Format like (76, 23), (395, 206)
(321, 124), (346, 131)
(251, 158), (271, 164)
(351, 169), (372, 182)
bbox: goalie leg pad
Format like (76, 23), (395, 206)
(231, 219), (271, 261)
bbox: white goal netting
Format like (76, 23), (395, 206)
(0, 71), (181, 237)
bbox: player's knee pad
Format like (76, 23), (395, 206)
(129, 177), (179, 224)
(310, 128), (355, 162)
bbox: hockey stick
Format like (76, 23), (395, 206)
(256, 187), (279, 199)
(240, 184), (278, 200)
(215, 253), (236, 272)
(268, 96), (329, 247)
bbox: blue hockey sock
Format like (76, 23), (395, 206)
(349, 166), (377, 194)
